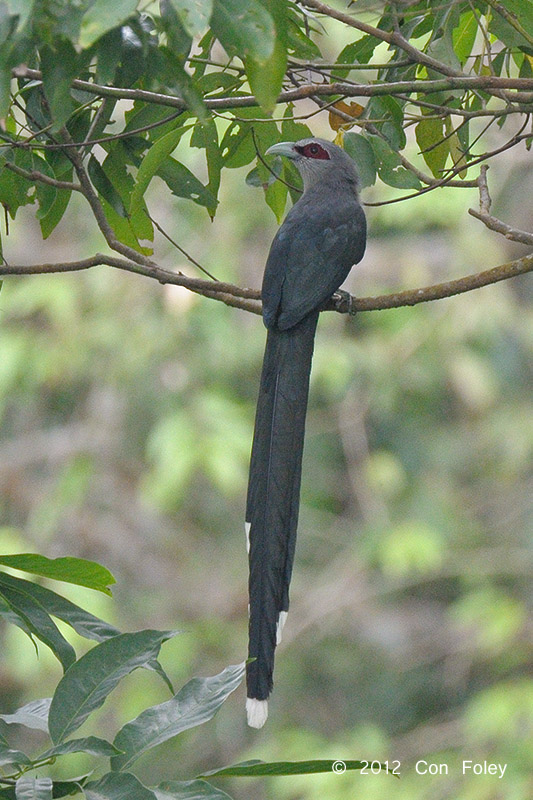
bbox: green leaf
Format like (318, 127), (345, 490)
(366, 96), (406, 150)
(15, 778), (52, 800)
(79, 0), (139, 49)
(156, 157), (217, 209)
(153, 781), (233, 800)
(426, 33), (461, 74)
(39, 40), (78, 130)
(96, 29), (123, 84)
(219, 124), (255, 168)
(0, 573), (119, 642)
(39, 737), (122, 760)
(415, 117), (449, 178)
(245, 159), (281, 188)
(0, 554), (115, 594)
(0, 590), (35, 640)
(210, 0), (275, 64)
(0, 745), (31, 768)
(334, 36), (378, 76)
(190, 119), (221, 216)
(488, 0), (533, 48)
(50, 776), (91, 799)
(265, 172), (287, 222)
(0, 151), (35, 217)
(168, 0), (213, 37)
(129, 125), (188, 213)
(38, 158), (73, 238)
(0, 578), (76, 671)
(200, 759), (371, 777)
(245, 0), (287, 112)
(343, 133), (377, 188)
(452, 11), (478, 66)
(0, 698), (51, 732)
(88, 156), (127, 218)
(159, 46), (207, 120)
(30, 154), (56, 220)
(111, 663), (245, 771)
(369, 135), (421, 190)
(84, 773), (156, 800)
(245, 43), (284, 113)
(48, 630), (178, 743)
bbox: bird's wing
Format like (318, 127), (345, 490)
(262, 193), (366, 330)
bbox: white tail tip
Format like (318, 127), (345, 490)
(276, 610), (288, 645)
(246, 698), (268, 728)
(245, 521), (251, 554)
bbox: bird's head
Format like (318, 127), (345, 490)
(265, 137), (360, 193)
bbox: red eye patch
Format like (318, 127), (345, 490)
(295, 142), (330, 160)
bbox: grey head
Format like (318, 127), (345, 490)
(265, 137), (360, 194)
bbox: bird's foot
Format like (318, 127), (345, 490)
(332, 289), (356, 316)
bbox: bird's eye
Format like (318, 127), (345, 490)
(296, 142), (330, 160)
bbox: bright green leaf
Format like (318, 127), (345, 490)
(111, 663), (245, 771)
(245, 0), (286, 112)
(452, 10), (478, 66)
(129, 125), (188, 214)
(265, 173), (287, 222)
(0, 553), (115, 594)
(200, 759), (373, 777)
(49, 630), (178, 743)
(415, 117), (449, 178)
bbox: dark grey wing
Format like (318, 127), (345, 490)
(261, 194), (366, 331)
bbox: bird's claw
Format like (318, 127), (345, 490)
(332, 289), (356, 316)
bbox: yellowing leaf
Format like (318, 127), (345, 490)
(329, 100), (364, 131)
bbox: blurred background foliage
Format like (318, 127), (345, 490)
(1, 132), (531, 797)
(0, 0), (532, 798)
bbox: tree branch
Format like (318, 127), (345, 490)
(4, 161), (81, 191)
(11, 66), (533, 124)
(468, 165), (533, 246)
(299, 0), (463, 78)
(485, 0), (533, 47)
(298, 0), (530, 107)
(1, 252), (531, 315)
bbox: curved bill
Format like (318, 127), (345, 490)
(265, 141), (298, 159)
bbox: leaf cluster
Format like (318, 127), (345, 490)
(0, 0), (529, 259)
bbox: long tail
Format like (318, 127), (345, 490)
(245, 311), (319, 728)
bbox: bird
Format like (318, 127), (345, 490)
(245, 137), (367, 728)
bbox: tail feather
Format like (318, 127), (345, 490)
(246, 312), (319, 714)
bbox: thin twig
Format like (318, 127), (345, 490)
(4, 162), (81, 191)
(364, 129), (531, 207)
(250, 127), (302, 194)
(468, 165), (533, 246)
(147, 211), (219, 281)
